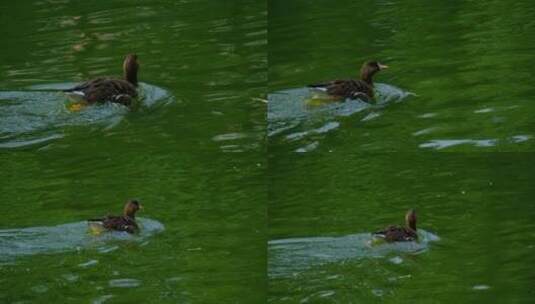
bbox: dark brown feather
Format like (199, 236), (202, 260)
(373, 209), (418, 242)
(324, 79), (374, 100)
(308, 60), (386, 102)
(97, 215), (138, 233)
(374, 225), (417, 242)
(69, 78), (137, 105)
(88, 200), (142, 234)
(64, 54), (139, 106)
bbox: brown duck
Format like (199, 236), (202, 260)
(63, 54), (139, 106)
(308, 61), (388, 102)
(373, 209), (417, 242)
(88, 200), (142, 234)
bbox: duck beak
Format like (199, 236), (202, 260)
(139, 204), (144, 210)
(378, 63), (389, 70)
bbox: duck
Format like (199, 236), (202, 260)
(308, 60), (388, 102)
(87, 199), (142, 234)
(63, 54), (139, 107)
(373, 209), (417, 242)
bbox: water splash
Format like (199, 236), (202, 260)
(0, 217), (165, 262)
(268, 230), (439, 278)
(0, 83), (172, 149)
(267, 83), (412, 151)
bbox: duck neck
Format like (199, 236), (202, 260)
(360, 71), (374, 86)
(406, 221), (416, 232)
(123, 210), (136, 219)
(125, 70), (138, 87)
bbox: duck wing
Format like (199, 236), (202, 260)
(373, 225), (416, 242)
(309, 79), (373, 101)
(88, 215), (138, 234)
(64, 78), (137, 105)
(63, 78), (107, 93)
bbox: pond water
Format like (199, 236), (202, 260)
(268, 0), (535, 303)
(268, 153), (535, 303)
(268, 83), (412, 152)
(0, 0), (266, 303)
(0, 83), (170, 148)
(2, 0), (535, 303)
(268, 0), (535, 153)
(269, 229), (440, 279)
(0, 217), (165, 261)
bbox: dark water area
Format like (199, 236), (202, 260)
(0, 0), (266, 303)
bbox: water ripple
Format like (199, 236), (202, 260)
(0, 83), (172, 149)
(109, 278), (141, 288)
(269, 230), (439, 278)
(0, 218), (165, 261)
(268, 83), (412, 151)
(419, 139), (498, 150)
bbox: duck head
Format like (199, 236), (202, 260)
(360, 60), (388, 84)
(123, 199), (143, 218)
(123, 54), (139, 86)
(405, 209), (417, 231)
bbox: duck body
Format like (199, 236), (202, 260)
(308, 79), (374, 101)
(64, 54), (139, 106)
(373, 225), (417, 242)
(308, 60), (388, 102)
(88, 215), (139, 234)
(372, 209), (418, 242)
(88, 199), (142, 234)
(64, 78), (137, 106)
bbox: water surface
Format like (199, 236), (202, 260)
(268, 0), (535, 153)
(0, 0), (266, 303)
(268, 152), (535, 303)
(268, 3), (535, 300)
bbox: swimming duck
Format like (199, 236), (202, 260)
(87, 199), (142, 234)
(63, 54), (139, 106)
(308, 61), (388, 102)
(373, 209), (417, 242)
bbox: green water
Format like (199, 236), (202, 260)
(0, 0), (266, 303)
(268, 153), (535, 303)
(2, 0), (535, 303)
(268, 0), (535, 152)
(267, 0), (535, 303)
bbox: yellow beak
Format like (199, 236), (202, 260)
(378, 63), (389, 70)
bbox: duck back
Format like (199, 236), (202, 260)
(309, 79), (373, 101)
(373, 225), (417, 242)
(88, 215), (139, 234)
(64, 78), (137, 105)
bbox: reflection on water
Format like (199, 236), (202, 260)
(420, 136), (532, 150)
(0, 83), (172, 148)
(286, 122), (340, 142)
(211, 131), (263, 152)
(0, 217), (164, 262)
(108, 278), (142, 288)
(268, 230), (439, 279)
(420, 138), (498, 150)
